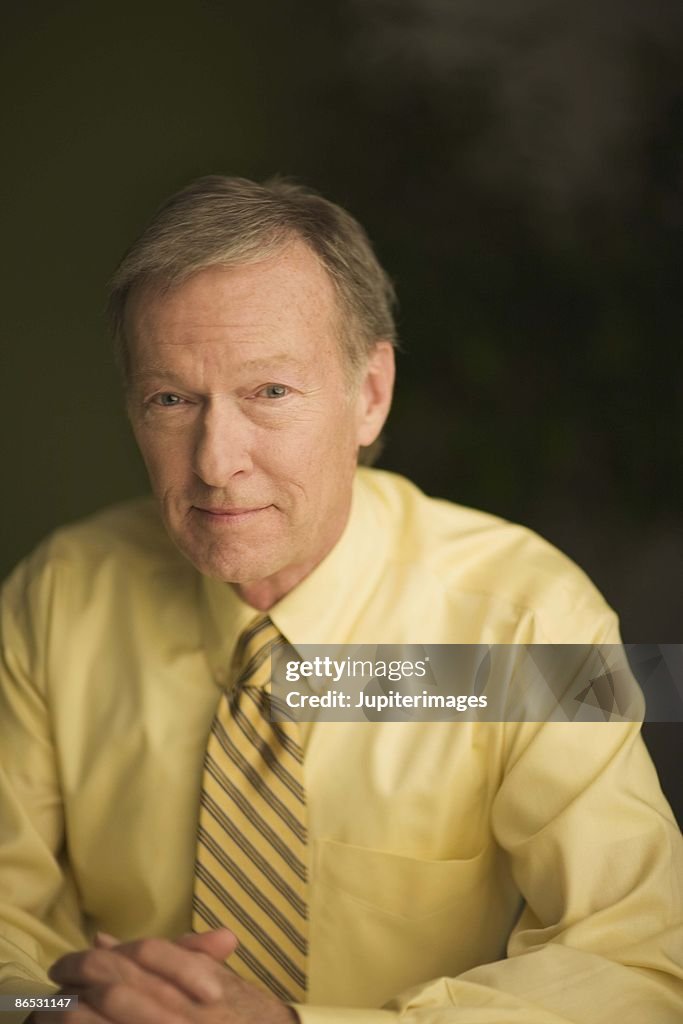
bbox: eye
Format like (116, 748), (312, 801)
(258, 384), (290, 399)
(153, 393), (184, 407)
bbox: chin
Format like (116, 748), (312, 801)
(174, 536), (278, 585)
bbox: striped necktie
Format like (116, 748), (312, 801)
(192, 616), (308, 1003)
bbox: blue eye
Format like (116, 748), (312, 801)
(155, 393), (183, 406)
(260, 384), (289, 399)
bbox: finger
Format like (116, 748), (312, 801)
(94, 927), (237, 960)
(174, 928), (239, 960)
(49, 949), (195, 1014)
(105, 937), (225, 1003)
(49, 949), (132, 988)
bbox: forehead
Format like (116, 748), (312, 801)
(125, 240), (342, 349)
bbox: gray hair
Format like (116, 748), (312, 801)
(107, 175), (398, 384)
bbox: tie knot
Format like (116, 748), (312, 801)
(233, 615), (285, 692)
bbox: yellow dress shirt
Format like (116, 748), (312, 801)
(1, 468), (681, 1023)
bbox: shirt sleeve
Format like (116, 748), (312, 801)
(0, 553), (90, 1019)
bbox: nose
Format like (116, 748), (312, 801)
(192, 399), (253, 486)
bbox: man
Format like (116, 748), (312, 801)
(0, 176), (681, 1024)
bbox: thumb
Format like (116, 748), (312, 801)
(174, 928), (239, 961)
(93, 931), (120, 949)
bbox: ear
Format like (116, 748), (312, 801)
(355, 341), (396, 448)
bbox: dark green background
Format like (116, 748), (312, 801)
(3, 4), (682, 813)
(4, 1), (682, 640)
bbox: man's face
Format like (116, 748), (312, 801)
(126, 241), (393, 608)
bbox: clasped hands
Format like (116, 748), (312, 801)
(31, 929), (299, 1024)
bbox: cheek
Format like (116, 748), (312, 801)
(254, 427), (352, 504)
(257, 424), (324, 471)
(284, 425), (353, 479)
(300, 423), (358, 490)
(135, 430), (190, 487)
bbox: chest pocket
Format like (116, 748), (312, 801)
(313, 837), (495, 919)
(308, 837), (519, 1009)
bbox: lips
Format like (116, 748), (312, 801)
(192, 504), (270, 519)
(198, 506), (264, 515)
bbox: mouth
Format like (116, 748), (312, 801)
(192, 504), (271, 523)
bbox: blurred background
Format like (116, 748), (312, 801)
(2, 1), (681, 817)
